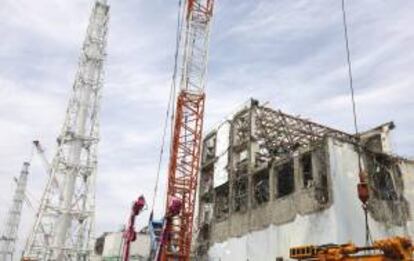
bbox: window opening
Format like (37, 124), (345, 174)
(233, 177), (248, 212)
(276, 160), (294, 198)
(301, 152), (313, 188)
(253, 169), (269, 205)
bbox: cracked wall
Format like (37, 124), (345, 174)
(195, 100), (413, 260)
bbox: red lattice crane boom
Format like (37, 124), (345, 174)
(159, 0), (215, 260)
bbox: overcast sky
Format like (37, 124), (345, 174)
(0, 0), (413, 255)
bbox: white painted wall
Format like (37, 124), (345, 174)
(101, 231), (150, 260)
(214, 121), (230, 188)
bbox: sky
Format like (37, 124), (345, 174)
(0, 0), (413, 256)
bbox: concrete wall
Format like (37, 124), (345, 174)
(208, 141), (333, 243)
(205, 138), (414, 260)
(96, 232), (150, 261)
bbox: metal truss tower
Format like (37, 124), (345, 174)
(23, 1), (109, 260)
(160, 0), (215, 260)
(0, 162), (30, 261)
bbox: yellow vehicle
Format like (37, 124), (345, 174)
(290, 237), (413, 261)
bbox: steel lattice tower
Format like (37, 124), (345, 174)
(160, 0), (215, 260)
(23, 1), (109, 260)
(0, 162), (30, 261)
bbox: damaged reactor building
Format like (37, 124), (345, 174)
(195, 99), (414, 260)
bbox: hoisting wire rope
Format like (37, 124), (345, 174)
(341, 0), (373, 246)
(341, 0), (359, 137)
(150, 0), (184, 217)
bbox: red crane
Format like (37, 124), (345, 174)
(122, 195), (146, 261)
(158, 0), (215, 260)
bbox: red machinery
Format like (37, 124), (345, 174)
(122, 195), (146, 261)
(158, 0), (215, 260)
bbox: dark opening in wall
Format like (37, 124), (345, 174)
(203, 134), (216, 163)
(364, 134), (383, 152)
(253, 169), (269, 206)
(200, 167), (214, 199)
(370, 155), (398, 200)
(365, 153), (408, 225)
(214, 183), (229, 220)
(233, 177), (248, 212)
(312, 147), (329, 204)
(234, 160), (248, 179)
(94, 233), (106, 255)
(276, 160), (294, 198)
(301, 152), (313, 188)
(317, 169), (329, 204)
(199, 223), (210, 241)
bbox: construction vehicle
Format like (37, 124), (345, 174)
(290, 236), (413, 261)
(122, 195), (146, 261)
(149, 218), (163, 259)
(151, 197), (183, 260)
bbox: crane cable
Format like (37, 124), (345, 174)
(341, 0), (359, 137)
(150, 0), (184, 217)
(341, 0), (372, 245)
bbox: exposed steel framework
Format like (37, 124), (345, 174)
(252, 104), (357, 161)
(0, 162), (30, 261)
(160, 0), (214, 260)
(161, 93), (205, 260)
(23, 1), (109, 260)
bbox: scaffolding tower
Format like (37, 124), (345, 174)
(0, 162), (30, 261)
(23, 1), (109, 260)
